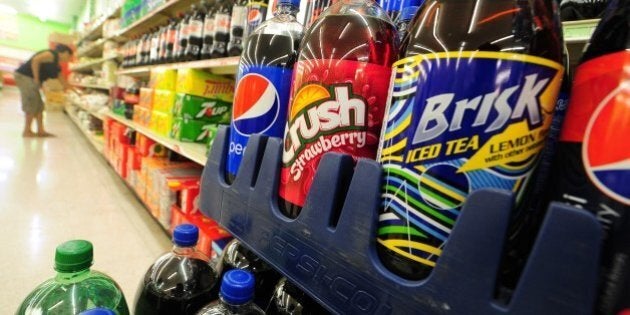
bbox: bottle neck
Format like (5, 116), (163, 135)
(55, 268), (91, 283)
(220, 296), (251, 311)
(173, 244), (196, 256)
(274, 3), (298, 16)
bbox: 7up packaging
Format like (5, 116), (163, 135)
(171, 117), (219, 143)
(376, 52), (563, 276)
(173, 93), (231, 124)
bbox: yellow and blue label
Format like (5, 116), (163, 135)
(377, 52), (563, 269)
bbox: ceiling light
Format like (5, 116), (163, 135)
(0, 4), (18, 15)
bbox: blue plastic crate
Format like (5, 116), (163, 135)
(200, 126), (602, 315)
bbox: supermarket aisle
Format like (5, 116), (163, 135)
(0, 88), (171, 313)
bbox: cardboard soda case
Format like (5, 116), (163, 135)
(176, 69), (234, 103)
(171, 117), (219, 143)
(173, 93), (231, 124)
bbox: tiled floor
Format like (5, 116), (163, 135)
(0, 88), (171, 313)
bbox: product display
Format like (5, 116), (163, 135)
(135, 224), (219, 315)
(18, 0), (626, 314)
(227, 0), (304, 182)
(17, 240), (129, 315)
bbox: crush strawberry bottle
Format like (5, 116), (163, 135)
(279, 0), (399, 217)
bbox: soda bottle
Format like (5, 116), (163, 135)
(142, 31), (152, 65)
(376, 0), (564, 280)
(173, 13), (187, 61)
(246, 0), (269, 34)
(226, 0), (303, 182)
(149, 28), (160, 64)
(211, 0), (233, 58)
(178, 8), (194, 61)
(16, 240), (129, 315)
(227, 0), (249, 56)
(157, 26), (167, 63)
(379, 0), (423, 23)
(560, 0), (609, 21)
(265, 277), (330, 315)
(201, 1), (217, 59)
(303, 0), (332, 28)
(279, 0), (398, 218)
(395, 5), (419, 43)
(196, 270), (265, 315)
(134, 224), (220, 315)
(216, 240), (282, 307)
(166, 18), (179, 62)
(136, 34), (145, 65)
(185, 4), (206, 61)
(545, 1), (630, 313)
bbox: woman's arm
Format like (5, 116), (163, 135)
(30, 51), (55, 86)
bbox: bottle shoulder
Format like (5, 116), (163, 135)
(253, 16), (304, 37)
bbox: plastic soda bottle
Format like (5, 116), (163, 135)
(134, 224), (219, 315)
(196, 269), (264, 315)
(16, 240), (129, 315)
(226, 0), (303, 182)
(279, 0), (399, 218)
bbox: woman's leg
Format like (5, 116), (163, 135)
(23, 113), (35, 137)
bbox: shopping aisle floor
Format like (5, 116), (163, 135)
(0, 88), (172, 313)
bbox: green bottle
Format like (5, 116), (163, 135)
(16, 240), (129, 315)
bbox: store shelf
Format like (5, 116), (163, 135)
(106, 111), (208, 165)
(115, 0), (196, 40)
(77, 7), (122, 44)
(65, 104), (105, 152)
(76, 38), (106, 58)
(71, 99), (107, 120)
(200, 127), (603, 315)
(117, 56), (240, 76)
(70, 56), (120, 72)
(71, 82), (113, 91)
(563, 19), (600, 44)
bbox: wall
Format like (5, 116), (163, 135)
(0, 13), (72, 53)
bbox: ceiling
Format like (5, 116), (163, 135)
(0, 0), (85, 25)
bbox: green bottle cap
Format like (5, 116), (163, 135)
(54, 240), (93, 272)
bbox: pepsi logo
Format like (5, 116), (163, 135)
(583, 85), (630, 205)
(232, 73), (280, 135)
(248, 9), (263, 25)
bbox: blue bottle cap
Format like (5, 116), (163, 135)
(220, 269), (256, 305)
(78, 308), (116, 315)
(278, 0), (300, 9)
(173, 224), (199, 247)
(401, 6), (420, 21)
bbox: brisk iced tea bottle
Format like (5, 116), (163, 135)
(279, 0), (399, 218)
(377, 0), (564, 279)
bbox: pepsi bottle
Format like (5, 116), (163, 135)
(201, 1), (217, 59)
(226, 0), (303, 183)
(211, 0), (233, 58)
(227, 0), (249, 56)
(184, 4), (206, 61)
(246, 0), (269, 35)
(545, 1), (630, 313)
(177, 8), (194, 61)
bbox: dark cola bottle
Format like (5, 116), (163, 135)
(216, 240), (281, 308)
(201, 0), (217, 59)
(184, 4), (206, 61)
(545, 1), (630, 313)
(376, 0), (564, 280)
(211, 0), (233, 58)
(265, 278), (330, 315)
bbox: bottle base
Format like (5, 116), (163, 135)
(376, 243), (432, 280)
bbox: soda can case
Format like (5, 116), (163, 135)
(200, 126), (602, 315)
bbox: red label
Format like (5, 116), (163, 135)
(279, 59), (392, 207)
(560, 51), (630, 142)
(560, 50), (630, 205)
